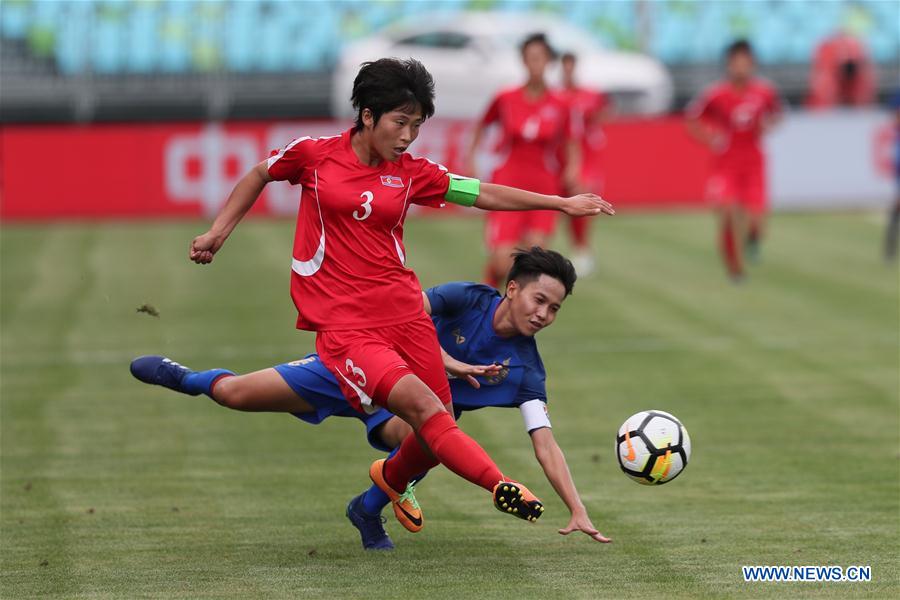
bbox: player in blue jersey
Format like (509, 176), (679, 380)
(131, 247), (611, 549)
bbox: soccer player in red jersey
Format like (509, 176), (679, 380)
(466, 33), (580, 287)
(558, 52), (614, 277)
(686, 40), (782, 282)
(188, 58), (613, 531)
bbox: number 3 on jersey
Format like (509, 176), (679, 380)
(353, 191), (374, 221)
(345, 358), (367, 387)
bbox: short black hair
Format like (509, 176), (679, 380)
(725, 39), (754, 60)
(351, 58), (436, 132)
(507, 247), (577, 297)
(561, 52), (577, 63)
(520, 32), (557, 59)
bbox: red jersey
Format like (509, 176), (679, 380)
(267, 129), (451, 331)
(687, 79), (781, 169)
(480, 86), (572, 194)
(558, 86), (609, 184)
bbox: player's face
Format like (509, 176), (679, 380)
(727, 51), (755, 82)
(507, 275), (566, 336)
(366, 107), (424, 161)
(522, 42), (552, 83)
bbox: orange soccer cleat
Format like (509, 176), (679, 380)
(493, 481), (544, 522)
(369, 459), (423, 533)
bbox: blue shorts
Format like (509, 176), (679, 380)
(273, 354), (395, 453)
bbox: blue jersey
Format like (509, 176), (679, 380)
(275, 282), (551, 452)
(426, 282), (548, 414)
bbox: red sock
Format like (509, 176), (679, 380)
(719, 219), (742, 277)
(570, 216), (590, 249)
(385, 411), (503, 492)
(383, 432), (439, 491)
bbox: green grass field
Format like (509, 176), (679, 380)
(2, 213), (898, 598)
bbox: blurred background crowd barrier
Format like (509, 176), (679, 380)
(1, 0), (897, 218)
(1, 111), (894, 219)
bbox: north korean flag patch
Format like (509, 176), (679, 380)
(380, 175), (405, 188)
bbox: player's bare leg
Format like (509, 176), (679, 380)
(745, 211), (766, 264)
(568, 216), (595, 276)
(522, 230), (550, 250)
(211, 369), (314, 412)
(717, 203), (745, 283)
(487, 244), (516, 288)
(374, 416), (413, 449)
(130, 356), (317, 413)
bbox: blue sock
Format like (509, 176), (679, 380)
(361, 482), (391, 516)
(181, 369), (234, 397)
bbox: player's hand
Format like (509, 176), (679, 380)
(558, 512), (612, 543)
(562, 194), (615, 217)
(443, 357), (502, 389)
(189, 231), (225, 264)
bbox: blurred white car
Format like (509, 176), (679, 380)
(331, 11), (673, 119)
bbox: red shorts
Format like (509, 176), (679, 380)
(486, 210), (558, 249)
(706, 166), (767, 216)
(314, 314), (452, 414)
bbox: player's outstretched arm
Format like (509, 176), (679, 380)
(464, 121), (488, 177)
(684, 116), (722, 152)
(474, 183), (614, 217)
(530, 427), (612, 543)
(189, 161), (272, 264)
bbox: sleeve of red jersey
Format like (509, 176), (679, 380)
(480, 94), (502, 126)
(267, 136), (319, 185)
(409, 158), (453, 208)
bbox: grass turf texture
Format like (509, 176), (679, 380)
(2, 213), (898, 599)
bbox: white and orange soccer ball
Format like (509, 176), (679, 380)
(616, 410), (691, 485)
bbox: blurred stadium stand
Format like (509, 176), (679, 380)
(2, 0), (897, 122)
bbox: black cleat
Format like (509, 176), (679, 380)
(492, 481), (544, 523)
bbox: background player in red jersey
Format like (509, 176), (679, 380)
(686, 40), (782, 282)
(466, 33), (580, 287)
(558, 52), (614, 277)
(188, 58), (613, 532)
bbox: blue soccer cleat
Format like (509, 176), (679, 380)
(346, 493), (394, 550)
(130, 355), (198, 395)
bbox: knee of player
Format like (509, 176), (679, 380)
(211, 377), (249, 410)
(405, 394), (446, 429)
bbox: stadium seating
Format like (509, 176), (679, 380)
(0, 0), (896, 76)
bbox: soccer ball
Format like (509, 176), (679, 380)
(616, 410), (691, 485)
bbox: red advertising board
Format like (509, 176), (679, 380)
(1, 117), (710, 220)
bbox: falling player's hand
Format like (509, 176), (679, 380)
(189, 231), (225, 264)
(562, 193), (615, 218)
(443, 356), (502, 389)
(558, 511), (612, 544)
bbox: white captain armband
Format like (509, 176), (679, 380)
(519, 399), (551, 433)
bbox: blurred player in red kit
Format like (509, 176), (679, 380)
(558, 52), (614, 276)
(187, 58), (613, 533)
(467, 33), (580, 287)
(687, 40), (782, 282)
